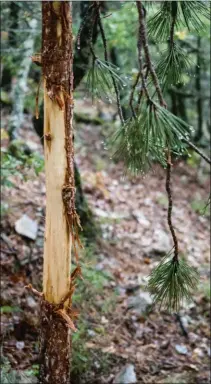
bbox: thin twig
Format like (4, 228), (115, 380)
(129, 72), (140, 118)
(136, 1), (166, 107)
(166, 151), (179, 262)
(136, 2), (151, 101)
(97, 4), (124, 125)
(76, 3), (95, 50)
(182, 138), (211, 165)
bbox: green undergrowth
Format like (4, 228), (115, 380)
(191, 198), (210, 217)
(0, 356), (38, 384)
(1, 140), (44, 189)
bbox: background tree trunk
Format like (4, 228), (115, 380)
(39, 3), (74, 383)
(9, 18), (38, 139)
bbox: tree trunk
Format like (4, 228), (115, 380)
(8, 18), (38, 139)
(39, 2), (75, 383)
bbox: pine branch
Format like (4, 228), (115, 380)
(155, 44), (190, 90)
(147, 2), (173, 42)
(166, 151), (179, 262)
(148, 1), (210, 41)
(147, 250), (199, 312)
(76, 2), (95, 50)
(180, 1), (210, 33)
(182, 138), (211, 165)
(111, 101), (192, 175)
(97, 4), (124, 125)
(129, 72), (140, 118)
(85, 58), (125, 101)
(137, 1), (166, 107)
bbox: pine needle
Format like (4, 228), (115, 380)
(85, 58), (125, 101)
(111, 101), (191, 175)
(148, 1), (210, 41)
(179, 1), (210, 33)
(155, 44), (190, 90)
(146, 250), (199, 312)
(147, 2), (173, 42)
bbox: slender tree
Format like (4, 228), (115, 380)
(26, 2), (81, 383)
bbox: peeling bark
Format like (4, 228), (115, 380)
(40, 2), (74, 383)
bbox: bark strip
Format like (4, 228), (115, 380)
(40, 2), (75, 383)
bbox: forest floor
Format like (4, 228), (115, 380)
(1, 99), (210, 384)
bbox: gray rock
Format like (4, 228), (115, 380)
(127, 291), (153, 316)
(132, 210), (150, 227)
(25, 140), (39, 152)
(175, 344), (188, 355)
(113, 364), (137, 384)
(26, 296), (37, 309)
(87, 329), (96, 337)
(15, 214), (38, 240)
(150, 228), (171, 255)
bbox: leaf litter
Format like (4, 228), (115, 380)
(1, 101), (210, 384)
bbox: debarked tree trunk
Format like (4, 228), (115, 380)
(39, 2), (76, 383)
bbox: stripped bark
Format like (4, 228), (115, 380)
(39, 2), (75, 383)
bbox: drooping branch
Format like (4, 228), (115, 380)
(182, 137), (211, 165)
(136, 1), (166, 107)
(166, 151), (179, 262)
(97, 3), (124, 125)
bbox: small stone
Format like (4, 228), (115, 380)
(149, 228), (171, 255)
(132, 210), (150, 227)
(25, 140), (39, 152)
(113, 364), (137, 384)
(127, 291), (153, 316)
(193, 347), (204, 358)
(175, 344), (188, 355)
(101, 316), (108, 324)
(16, 341), (25, 350)
(87, 329), (96, 337)
(206, 346), (211, 357)
(15, 215), (38, 240)
(26, 296), (37, 309)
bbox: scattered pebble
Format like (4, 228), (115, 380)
(113, 364), (137, 384)
(175, 344), (188, 355)
(16, 341), (25, 350)
(15, 215), (38, 240)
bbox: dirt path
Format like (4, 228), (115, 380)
(1, 102), (210, 384)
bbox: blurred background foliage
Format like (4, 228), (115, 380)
(0, 2), (210, 382)
(1, 1), (210, 146)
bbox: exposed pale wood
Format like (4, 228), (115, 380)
(43, 86), (72, 304)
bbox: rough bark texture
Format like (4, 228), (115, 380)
(39, 299), (71, 384)
(33, 0), (99, 243)
(40, 2), (74, 383)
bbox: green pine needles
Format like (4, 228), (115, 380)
(85, 58), (125, 101)
(111, 100), (191, 175)
(146, 250), (199, 312)
(156, 43), (190, 89)
(180, 1), (210, 33)
(147, 2), (175, 42)
(148, 1), (210, 42)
